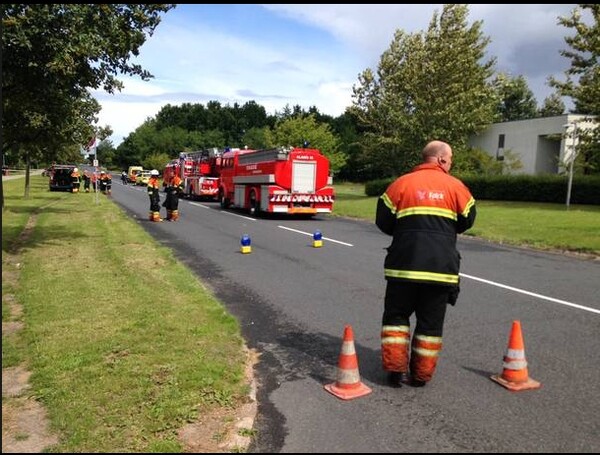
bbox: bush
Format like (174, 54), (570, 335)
(365, 178), (394, 197)
(365, 174), (600, 205)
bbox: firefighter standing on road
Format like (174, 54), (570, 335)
(376, 140), (476, 388)
(147, 169), (162, 222)
(163, 173), (183, 221)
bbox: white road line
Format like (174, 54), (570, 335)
(460, 273), (600, 315)
(277, 225), (354, 246)
(189, 202), (211, 209)
(188, 202), (256, 221)
(220, 210), (256, 221)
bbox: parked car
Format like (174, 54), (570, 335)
(135, 170), (152, 186)
(128, 165), (143, 184)
(48, 164), (76, 191)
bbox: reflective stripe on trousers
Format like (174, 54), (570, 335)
(381, 324), (410, 372)
(410, 333), (443, 382)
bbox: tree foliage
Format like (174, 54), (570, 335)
(2, 4), (174, 155)
(549, 4), (600, 114)
(269, 115), (346, 173)
(242, 127), (272, 150)
(492, 73), (538, 122)
(153, 101), (276, 148)
(2, 4), (174, 205)
(143, 153), (172, 173)
(115, 102), (348, 172)
(538, 93), (566, 117)
(330, 110), (363, 181)
(453, 148), (523, 176)
(350, 4), (497, 178)
(549, 4), (600, 174)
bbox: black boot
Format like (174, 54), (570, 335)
(407, 376), (426, 387)
(387, 372), (410, 388)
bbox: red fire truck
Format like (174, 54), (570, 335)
(218, 147), (335, 215)
(164, 149), (222, 200)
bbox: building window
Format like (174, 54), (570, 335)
(496, 134), (505, 161)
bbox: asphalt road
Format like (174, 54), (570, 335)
(110, 181), (600, 453)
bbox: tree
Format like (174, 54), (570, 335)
(351, 4), (497, 178)
(143, 153), (171, 173)
(242, 127), (272, 150)
(270, 115), (346, 174)
(96, 139), (116, 169)
(549, 5), (599, 115)
(492, 73), (538, 122)
(453, 147), (522, 176)
(538, 93), (566, 117)
(549, 4), (599, 174)
(2, 4), (175, 206)
(331, 110), (364, 181)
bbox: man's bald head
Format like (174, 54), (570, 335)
(422, 140), (453, 172)
(422, 141), (451, 159)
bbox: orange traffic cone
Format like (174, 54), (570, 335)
(490, 320), (541, 391)
(324, 325), (372, 400)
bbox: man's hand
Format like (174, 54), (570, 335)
(448, 285), (460, 306)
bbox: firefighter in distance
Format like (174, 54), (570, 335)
(147, 169), (162, 222)
(163, 173), (184, 221)
(71, 167), (81, 193)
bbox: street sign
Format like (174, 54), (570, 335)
(93, 159), (98, 167)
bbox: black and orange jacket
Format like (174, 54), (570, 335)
(170, 175), (183, 192)
(147, 176), (160, 195)
(376, 163), (476, 286)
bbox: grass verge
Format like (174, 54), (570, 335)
(2, 176), (248, 452)
(333, 182), (600, 256)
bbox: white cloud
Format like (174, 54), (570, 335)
(94, 4), (582, 146)
(263, 4), (441, 57)
(95, 98), (164, 146)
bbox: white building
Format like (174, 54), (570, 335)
(468, 114), (597, 175)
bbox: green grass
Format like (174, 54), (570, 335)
(467, 200), (600, 254)
(333, 182), (600, 255)
(2, 175), (247, 452)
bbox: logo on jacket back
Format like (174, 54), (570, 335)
(417, 190), (445, 201)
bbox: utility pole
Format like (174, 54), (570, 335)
(91, 138), (99, 205)
(565, 121), (578, 210)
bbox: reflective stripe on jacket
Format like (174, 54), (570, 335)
(375, 163), (476, 285)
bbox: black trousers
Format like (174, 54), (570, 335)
(149, 193), (160, 212)
(163, 188), (179, 210)
(382, 281), (449, 337)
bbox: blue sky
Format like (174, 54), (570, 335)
(92, 4), (582, 146)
